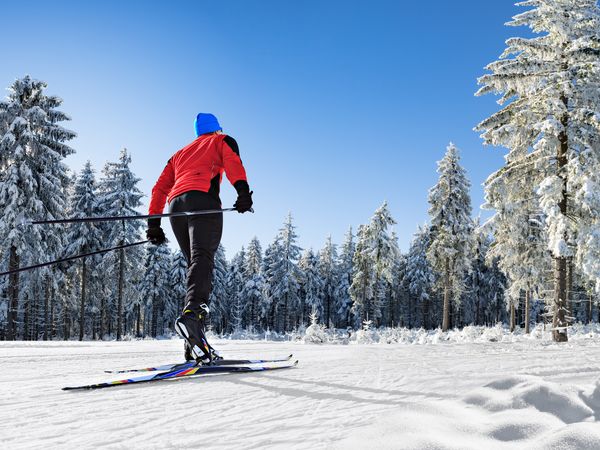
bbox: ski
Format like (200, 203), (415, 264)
(104, 354), (294, 374)
(63, 360), (298, 391)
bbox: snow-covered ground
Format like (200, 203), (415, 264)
(1, 334), (600, 449)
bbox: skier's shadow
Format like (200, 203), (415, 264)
(220, 373), (442, 407)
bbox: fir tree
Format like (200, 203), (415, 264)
(169, 251), (188, 317)
(318, 236), (339, 328)
(351, 202), (398, 326)
(405, 225), (435, 329)
(97, 148), (144, 339)
(209, 244), (229, 333)
(265, 214), (302, 332)
(64, 162), (103, 340)
(241, 238), (264, 330)
(427, 143), (473, 331)
(475, 0), (600, 341)
(227, 248), (246, 333)
(299, 249), (323, 324)
(139, 244), (171, 337)
(0, 76), (75, 340)
(335, 227), (354, 328)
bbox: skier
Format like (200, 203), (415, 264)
(146, 113), (253, 363)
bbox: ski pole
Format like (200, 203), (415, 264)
(0, 240), (149, 277)
(26, 207), (253, 226)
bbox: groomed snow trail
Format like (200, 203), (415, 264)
(1, 338), (599, 449)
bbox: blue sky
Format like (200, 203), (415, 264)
(1, 1), (532, 256)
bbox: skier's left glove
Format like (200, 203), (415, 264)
(233, 180), (253, 213)
(146, 218), (166, 245)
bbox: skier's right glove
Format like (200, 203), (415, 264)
(146, 218), (166, 245)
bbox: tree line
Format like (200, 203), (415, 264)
(2, 0), (600, 342)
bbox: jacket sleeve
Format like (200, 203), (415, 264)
(221, 135), (249, 193)
(148, 159), (175, 221)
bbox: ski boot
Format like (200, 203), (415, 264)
(175, 303), (221, 365)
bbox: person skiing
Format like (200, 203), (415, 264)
(146, 113), (253, 363)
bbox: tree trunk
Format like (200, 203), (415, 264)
(525, 290), (531, 334)
(567, 260), (574, 322)
(422, 297), (429, 329)
(50, 285), (55, 339)
(100, 290), (106, 340)
(136, 303), (141, 337)
(442, 260), (451, 332)
(510, 303), (516, 333)
(552, 95), (569, 342)
(7, 246), (20, 340)
(23, 296), (30, 340)
(117, 246), (125, 341)
(151, 294), (158, 337)
(283, 293), (288, 332)
(44, 279), (50, 341)
(588, 291), (593, 325)
(553, 257), (569, 342)
(79, 259), (87, 341)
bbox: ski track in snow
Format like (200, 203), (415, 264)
(1, 338), (599, 449)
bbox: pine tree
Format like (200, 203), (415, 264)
(299, 249), (323, 324)
(209, 244), (229, 333)
(318, 236), (339, 328)
(265, 214), (302, 332)
(226, 248), (246, 333)
(427, 143), (473, 331)
(335, 227), (354, 328)
(241, 238), (264, 330)
(169, 251), (188, 317)
(139, 244), (171, 337)
(351, 202), (398, 326)
(475, 0), (600, 341)
(0, 76), (76, 340)
(97, 148), (144, 339)
(64, 162), (103, 340)
(405, 225), (435, 329)
(349, 224), (375, 327)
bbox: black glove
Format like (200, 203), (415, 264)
(233, 180), (253, 213)
(146, 218), (166, 245)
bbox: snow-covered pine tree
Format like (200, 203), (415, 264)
(351, 202), (398, 326)
(380, 229), (401, 328)
(405, 224), (435, 329)
(475, 0), (600, 341)
(335, 227), (354, 328)
(318, 236), (339, 328)
(169, 250), (187, 318)
(240, 238), (264, 331)
(482, 164), (551, 333)
(96, 148), (144, 339)
(64, 162), (103, 340)
(427, 143), (473, 331)
(265, 214), (302, 332)
(209, 244), (228, 333)
(226, 248), (246, 333)
(0, 76), (76, 340)
(299, 249), (323, 325)
(349, 224), (375, 327)
(139, 244), (171, 337)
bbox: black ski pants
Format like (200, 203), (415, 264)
(169, 190), (223, 312)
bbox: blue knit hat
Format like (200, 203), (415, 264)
(194, 113), (222, 136)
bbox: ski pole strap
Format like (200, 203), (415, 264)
(27, 208), (248, 226)
(0, 240), (149, 277)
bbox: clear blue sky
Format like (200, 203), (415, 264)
(1, 0), (531, 256)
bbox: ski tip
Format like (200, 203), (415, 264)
(293, 360), (299, 367)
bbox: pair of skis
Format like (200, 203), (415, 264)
(63, 354), (297, 391)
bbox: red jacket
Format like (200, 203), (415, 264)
(149, 133), (248, 215)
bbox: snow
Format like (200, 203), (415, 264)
(1, 335), (599, 449)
